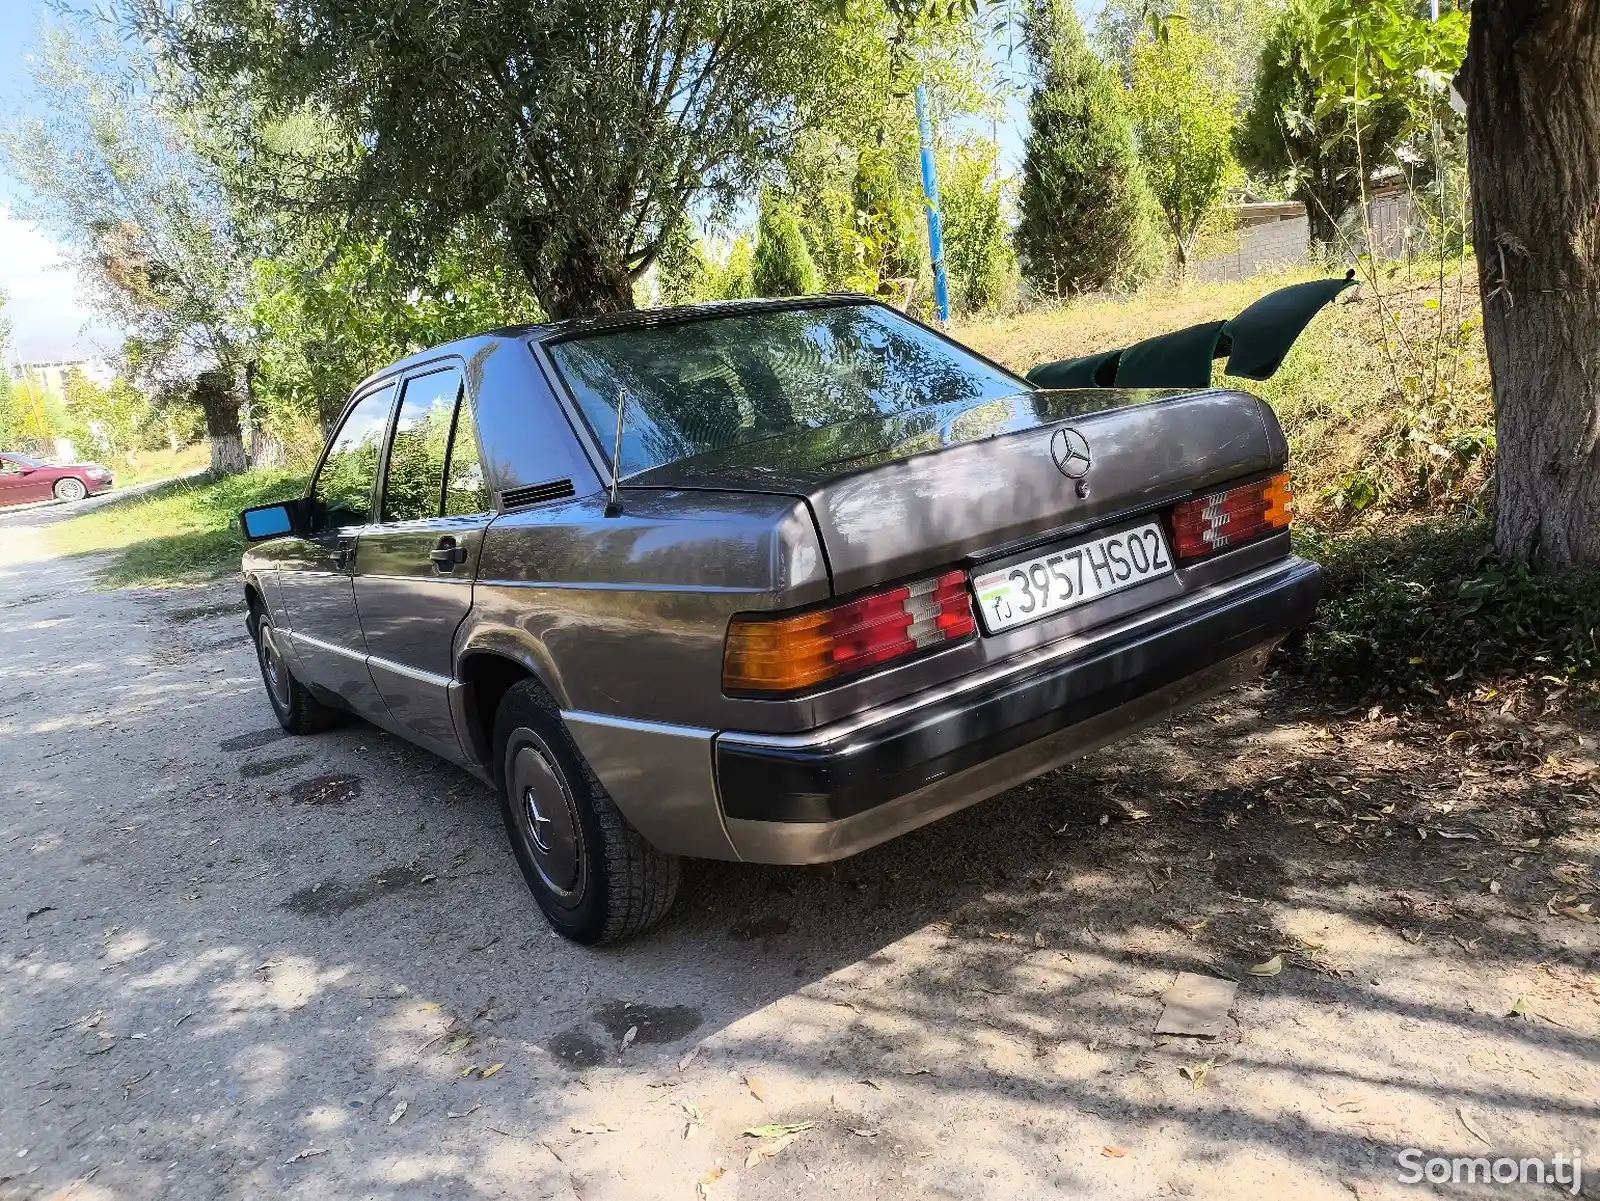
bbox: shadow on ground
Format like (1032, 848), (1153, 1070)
(2, 533), (1596, 1201)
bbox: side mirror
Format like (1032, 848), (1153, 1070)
(240, 501), (298, 542)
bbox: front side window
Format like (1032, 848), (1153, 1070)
(383, 367), (463, 523)
(443, 393), (489, 516)
(545, 302), (1023, 477)
(311, 384), (396, 530)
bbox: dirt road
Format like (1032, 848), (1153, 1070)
(1, 505), (1596, 1200)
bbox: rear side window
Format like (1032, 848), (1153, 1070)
(383, 367), (463, 522)
(311, 383), (396, 529)
(443, 394), (489, 516)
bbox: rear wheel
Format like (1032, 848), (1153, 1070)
(53, 477), (86, 503)
(493, 680), (680, 944)
(250, 608), (336, 734)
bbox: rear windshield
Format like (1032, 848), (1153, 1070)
(545, 303), (1024, 477)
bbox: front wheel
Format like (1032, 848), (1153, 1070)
(493, 680), (680, 944)
(250, 609), (336, 734)
(53, 477), (87, 503)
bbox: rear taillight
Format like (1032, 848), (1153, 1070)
(723, 570), (976, 692)
(1169, 472), (1293, 561)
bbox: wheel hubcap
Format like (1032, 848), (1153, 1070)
(508, 737), (582, 905)
(258, 624), (290, 706)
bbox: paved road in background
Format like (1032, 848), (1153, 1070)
(1, 500), (1595, 1201)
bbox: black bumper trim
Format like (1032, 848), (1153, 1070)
(715, 560), (1323, 823)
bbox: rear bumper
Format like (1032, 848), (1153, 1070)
(714, 556), (1322, 864)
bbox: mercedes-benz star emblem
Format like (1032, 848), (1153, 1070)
(1050, 427), (1092, 480)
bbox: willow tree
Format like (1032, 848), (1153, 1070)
(145, 0), (885, 320)
(1, 28), (253, 473)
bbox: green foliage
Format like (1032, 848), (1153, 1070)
(1129, 8), (1242, 269)
(1290, 519), (1600, 699)
(656, 216), (710, 308)
(61, 371), (165, 458)
(0, 26), (244, 460)
(938, 140), (1016, 315)
(1016, 0), (1156, 297)
(852, 147), (923, 284)
(1094, 0), (1273, 95)
(0, 294), (29, 449)
(248, 232), (533, 436)
(1238, 0), (1466, 246)
(145, 0), (902, 320)
(47, 468), (304, 587)
(704, 238), (757, 301)
(753, 192), (821, 297)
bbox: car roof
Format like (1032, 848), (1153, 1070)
(352, 294), (879, 394)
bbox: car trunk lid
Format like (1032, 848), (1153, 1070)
(628, 388), (1279, 594)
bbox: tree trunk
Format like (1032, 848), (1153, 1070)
(507, 214), (635, 320)
(1465, 0), (1600, 568)
(195, 369), (247, 476)
(1300, 191), (1343, 254)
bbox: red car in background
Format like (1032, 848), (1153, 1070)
(0, 452), (114, 506)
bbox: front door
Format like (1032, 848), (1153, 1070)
(0, 456), (52, 506)
(354, 364), (493, 757)
(274, 383), (398, 720)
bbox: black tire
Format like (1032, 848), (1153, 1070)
(493, 680), (680, 944)
(53, 477), (87, 503)
(249, 607), (337, 734)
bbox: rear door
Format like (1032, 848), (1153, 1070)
(274, 383), (397, 719)
(353, 364), (493, 757)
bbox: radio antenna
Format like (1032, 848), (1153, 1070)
(604, 389), (628, 518)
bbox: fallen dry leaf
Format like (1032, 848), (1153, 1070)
(570, 1123), (619, 1135)
(678, 1045), (701, 1072)
(480, 1062), (504, 1079)
(1250, 954), (1285, 978)
(446, 1104), (481, 1119)
(1458, 1105), (1491, 1145)
(388, 1100), (407, 1125)
(284, 1148), (327, 1165)
(745, 1121), (814, 1138)
(1103, 1145), (1127, 1158)
(745, 1130), (803, 1168)
(620, 1025), (638, 1055)
(744, 1074), (767, 1102)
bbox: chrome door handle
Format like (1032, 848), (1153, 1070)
(430, 537), (468, 570)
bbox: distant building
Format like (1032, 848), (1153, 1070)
(8, 359), (115, 401)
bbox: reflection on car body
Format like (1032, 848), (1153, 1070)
(238, 296), (1322, 943)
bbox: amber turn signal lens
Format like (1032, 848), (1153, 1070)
(724, 570), (977, 693)
(1169, 472), (1293, 561)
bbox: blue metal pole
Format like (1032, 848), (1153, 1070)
(914, 83), (951, 324)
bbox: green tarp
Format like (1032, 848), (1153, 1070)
(1024, 272), (1357, 390)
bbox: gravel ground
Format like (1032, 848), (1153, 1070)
(1, 503), (1596, 1201)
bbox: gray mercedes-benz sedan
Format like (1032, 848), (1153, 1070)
(239, 296), (1322, 943)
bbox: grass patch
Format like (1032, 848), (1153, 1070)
(955, 263), (1493, 527)
(48, 468), (304, 588)
(108, 443), (213, 488)
(1288, 519), (1600, 701)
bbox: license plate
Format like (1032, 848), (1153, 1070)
(971, 521), (1174, 634)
